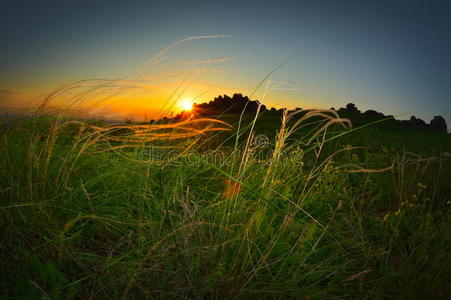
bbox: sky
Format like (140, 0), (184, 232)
(0, 0), (450, 122)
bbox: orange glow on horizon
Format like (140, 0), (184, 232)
(179, 99), (194, 111)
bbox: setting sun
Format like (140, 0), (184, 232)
(180, 99), (194, 111)
(2, 1), (451, 298)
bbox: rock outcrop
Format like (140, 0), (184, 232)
(430, 115), (447, 132)
(410, 116), (427, 127)
(193, 93), (266, 116)
(364, 110), (385, 118)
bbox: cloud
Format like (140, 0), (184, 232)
(0, 89), (21, 109)
(0, 89), (18, 97)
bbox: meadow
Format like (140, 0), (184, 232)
(1, 99), (450, 299)
(1, 36), (451, 298)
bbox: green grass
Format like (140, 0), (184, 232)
(1, 108), (450, 299)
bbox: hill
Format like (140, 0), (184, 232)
(166, 94), (450, 157)
(1, 95), (450, 298)
(175, 93), (448, 133)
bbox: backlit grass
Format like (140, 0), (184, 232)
(1, 106), (450, 299)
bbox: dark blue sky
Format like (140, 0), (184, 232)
(1, 0), (450, 121)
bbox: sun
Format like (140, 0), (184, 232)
(180, 99), (194, 111)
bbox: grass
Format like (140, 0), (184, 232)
(1, 105), (450, 299)
(1, 37), (450, 299)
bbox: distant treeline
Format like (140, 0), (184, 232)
(165, 93), (448, 133)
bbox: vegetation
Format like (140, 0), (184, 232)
(1, 96), (450, 299)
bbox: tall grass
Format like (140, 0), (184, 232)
(1, 38), (450, 299)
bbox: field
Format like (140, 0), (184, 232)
(1, 106), (450, 299)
